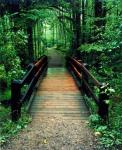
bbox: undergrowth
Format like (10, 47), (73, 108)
(0, 105), (32, 146)
(0, 89), (11, 102)
(89, 114), (122, 149)
(85, 95), (122, 149)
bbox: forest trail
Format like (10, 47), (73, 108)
(47, 47), (65, 67)
(2, 50), (97, 150)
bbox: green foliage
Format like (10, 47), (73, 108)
(89, 114), (122, 148)
(0, 14), (30, 145)
(0, 105), (32, 145)
(109, 101), (122, 131)
(78, 43), (104, 53)
(81, 1), (122, 148)
(0, 14), (25, 91)
(86, 68), (122, 149)
(0, 65), (7, 92)
(7, 57), (24, 84)
(13, 30), (29, 66)
(87, 70), (122, 149)
(89, 114), (101, 127)
(0, 89), (11, 102)
(83, 95), (98, 114)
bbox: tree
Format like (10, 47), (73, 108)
(94, 0), (106, 39)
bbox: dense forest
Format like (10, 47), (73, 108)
(0, 0), (122, 149)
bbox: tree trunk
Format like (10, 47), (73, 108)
(71, 0), (81, 57)
(82, 0), (85, 43)
(27, 25), (34, 62)
(25, 0), (34, 62)
(94, 0), (106, 39)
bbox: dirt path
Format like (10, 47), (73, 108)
(2, 116), (97, 150)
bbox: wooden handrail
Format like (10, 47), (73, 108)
(20, 64), (35, 86)
(20, 56), (47, 86)
(71, 58), (101, 87)
(66, 56), (109, 121)
(11, 55), (48, 121)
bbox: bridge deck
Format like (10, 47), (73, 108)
(30, 67), (89, 120)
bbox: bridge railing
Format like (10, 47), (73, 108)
(11, 55), (48, 121)
(66, 57), (109, 121)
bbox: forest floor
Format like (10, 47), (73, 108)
(1, 48), (101, 150)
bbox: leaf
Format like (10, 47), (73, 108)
(17, 125), (22, 130)
(94, 131), (102, 137)
(105, 100), (110, 104)
(43, 139), (48, 144)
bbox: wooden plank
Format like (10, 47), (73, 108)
(30, 68), (89, 120)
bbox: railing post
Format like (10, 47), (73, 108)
(43, 57), (48, 77)
(11, 80), (21, 121)
(98, 83), (109, 122)
(65, 56), (69, 68)
(82, 63), (89, 96)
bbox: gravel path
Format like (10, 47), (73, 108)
(1, 116), (98, 150)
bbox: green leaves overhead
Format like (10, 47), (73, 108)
(20, 8), (57, 25)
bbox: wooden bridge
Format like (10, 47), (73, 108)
(11, 50), (109, 122)
(30, 67), (89, 120)
(30, 49), (89, 120)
